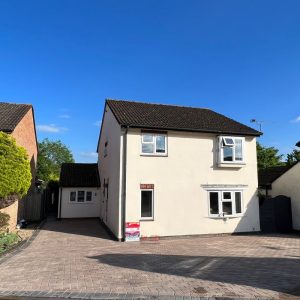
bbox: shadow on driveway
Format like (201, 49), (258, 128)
(88, 253), (300, 297)
(41, 217), (115, 240)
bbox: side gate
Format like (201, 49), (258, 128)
(259, 195), (293, 233)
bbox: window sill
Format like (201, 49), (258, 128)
(217, 163), (245, 168)
(208, 214), (244, 219)
(140, 218), (154, 221)
(140, 153), (168, 157)
(69, 202), (94, 204)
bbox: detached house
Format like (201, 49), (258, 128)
(97, 99), (261, 240)
(0, 102), (38, 222)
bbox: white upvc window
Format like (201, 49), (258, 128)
(77, 191), (85, 202)
(219, 136), (245, 163)
(141, 133), (167, 155)
(140, 188), (154, 220)
(69, 191), (93, 203)
(208, 190), (243, 217)
(70, 191), (76, 202)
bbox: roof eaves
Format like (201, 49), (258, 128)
(121, 124), (261, 137)
(0, 128), (13, 133)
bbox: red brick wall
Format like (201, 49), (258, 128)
(11, 108), (38, 176)
(11, 108), (38, 220)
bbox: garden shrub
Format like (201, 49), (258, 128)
(0, 212), (10, 232)
(0, 132), (32, 203)
(0, 232), (20, 254)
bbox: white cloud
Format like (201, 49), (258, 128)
(36, 124), (68, 133)
(291, 116), (300, 123)
(58, 114), (71, 119)
(93, 119), (102, 127)
(80, 152), (98, 158)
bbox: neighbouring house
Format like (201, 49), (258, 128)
(259, 162), (300, 230)
(0, 102), (38, 225)
(58, 163), (101, 218)
(97, 99), (261, 240)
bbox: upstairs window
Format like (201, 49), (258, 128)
(219, 136), (245, 163)
(141, 133), (167, 155)
(104, 141), (108, 157)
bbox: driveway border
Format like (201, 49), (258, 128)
(0, 290), (276, 300)
(0, 219), (46, 265)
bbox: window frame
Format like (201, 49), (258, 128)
(104, 141), (108, 158)
(77, 190), (85, 202)
(141, 132), (168, 156)
(68, 190), (94, 204)
(208, 190), (244, 218)
(86, 191), (92, 202)
(140, 188), (154, 221)
(70, 191), (76, 202)
(218, 136), (245, 164)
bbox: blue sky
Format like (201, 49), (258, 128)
(0, 0), (299, 162)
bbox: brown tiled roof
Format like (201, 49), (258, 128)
(59, 163), (100, 187)
(258, 163), (299, 187)
(106, 99), (261, 136)
(0, 102), (32, 132)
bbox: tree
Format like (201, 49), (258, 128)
(257, 142), (284, 170)
(0, 132), (32, 199)
(286, 149), (300, 165)
(37, 139), (74, 182)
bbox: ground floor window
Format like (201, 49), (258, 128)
(86, 191), (92, 201)
(77, 191), (85, 202)
(209, 190), (243, 217)
(70, 191), (76, 202)
(69, 190), (94, 203)
(141, 189), (154, 220)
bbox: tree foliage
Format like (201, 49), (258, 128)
(286, 149), (300, 165)
(37, 139), (74, 182)
(0, 132), (32, 199)
(257, 142), (285, 170)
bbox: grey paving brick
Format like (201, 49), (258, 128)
(0, 218), (300, 299)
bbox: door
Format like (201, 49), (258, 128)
(100, 178), (109, 223)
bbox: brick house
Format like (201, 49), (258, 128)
(0, 102), (38, 221)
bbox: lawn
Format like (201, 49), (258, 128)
(0, 232), (20, 254)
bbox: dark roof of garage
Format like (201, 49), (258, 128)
(258, 162), (300, 187)
(60, 163), (100, 187)
(0, 102), (32, 133)
(106, 99), (261, 136)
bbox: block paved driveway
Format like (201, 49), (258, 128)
(0, 218), (300, 299)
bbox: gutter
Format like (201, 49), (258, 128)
(120, 125), (262, 137)
(120, 126), (128, 241)
(58, 186), (62, 219)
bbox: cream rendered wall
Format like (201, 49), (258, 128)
(60, 187), (100, 218)
(125, 129), (260, 237)
(270, 162), (300, 230)
(98, 105), (122, 239)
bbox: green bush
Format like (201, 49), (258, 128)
(0, 132), (32, 199)
(0, 212), (10, 232)
(0, 232), (20, 254)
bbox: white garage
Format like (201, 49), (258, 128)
(58, 163), (101, 218)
